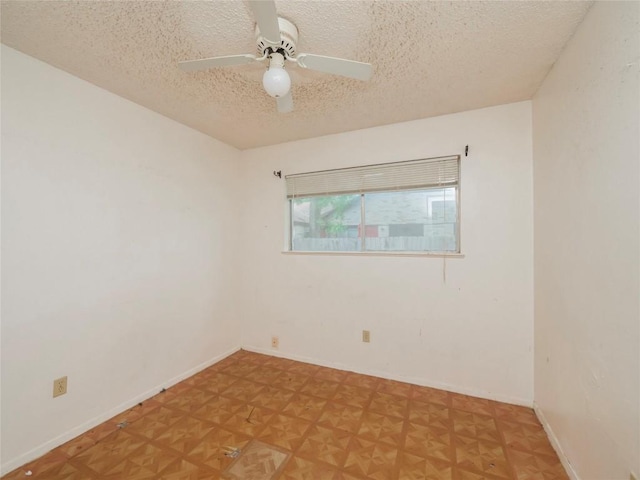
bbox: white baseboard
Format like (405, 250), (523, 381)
(0, 345), (240, 476)
(533, 401), (580, 480)
(243, 345), (533, 407)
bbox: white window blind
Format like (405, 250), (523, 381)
(286, 155), (459, 198)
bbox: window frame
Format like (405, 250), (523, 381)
(285, 156), (462, 256)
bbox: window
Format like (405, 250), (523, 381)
(286, 156), (460, 253)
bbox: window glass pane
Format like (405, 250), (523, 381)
(363, 188), (458, 252)
(291, 194), (361, 251)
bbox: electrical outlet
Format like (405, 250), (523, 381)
(53, 376), (67, 398)
(362, 330), (370, 343)
(271, 336), (279, 349)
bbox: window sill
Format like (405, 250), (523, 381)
(281, 251), (465, 258)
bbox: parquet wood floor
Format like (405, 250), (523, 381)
(2, 350), (568, 479)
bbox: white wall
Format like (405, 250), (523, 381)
(239, 101), (534, 405)
(0, 46), (242, 473)
(532, 2), (639, 479)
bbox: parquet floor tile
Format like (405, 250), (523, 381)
(507, 450), (568, 480)
(125, 406), (184, 440)
(286, 362), (322, 377)
(299, 378), (341, 400)
(151, 458), (213, 480)
(332, 384), (374, 408)
(154, 416), (215, 454)
(223, 439), (290, 480)
(404, 422), (453, 462)
(280, 456), (342, 480)
(357, 411), (404, 447)
(407, 400), (450, 428)
(397, 451), (453, 480)
(270, 371), (310, 392)
(498, 421), (557, 457)
(209, 356), (239, 370)
(154, 383), (192, 404)
(49, 435), (97, 460)
(162, 388), (217, 415)
(250, 386), (296, 411)
(27, 462), (91, 480)
(258, 414), (312, 451)
(101, 442), (179, 479)
(220, 361), (260, 378)
(70, 431), (146, 475)
(376, 379), (413, 398)
(243, 366), (285, 385)
(282, 393), (328, 422)
(317, 402), (364, 434)
(314, 367), (349, 384)
(451, 394), (497, 417)
(297, 425), (353, 468)
(1, 453), (70, 480)
(222, 404), (274, 437)
(2, 350), (568, 480)
(220, 379), (267, 403)
(455, 436), (512, 479)
(452, 410), (502, 443)
(369, 391), (409, 419)
(343, 372), (380, 390)
(342, 437), (398, 480)
(192, 395), (244, 425)
(410, 386), (449, 406)
(185, 426), (250, 471)
(110, 400), (162, 426)
(196, 372), (239, 394)
(494, 405), (540, 427)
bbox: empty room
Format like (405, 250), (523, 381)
(1, 1), (638, 479)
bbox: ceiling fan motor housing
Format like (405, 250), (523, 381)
(255, 17), (298, 58)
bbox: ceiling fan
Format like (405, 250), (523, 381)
(178, 0), (373, 113)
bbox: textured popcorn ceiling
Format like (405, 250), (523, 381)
(1, 1), (591, 150)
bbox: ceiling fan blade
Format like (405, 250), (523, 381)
(296, 54), (372, 81)
(248, 0), (281, 47)
(179, 54), (257, 72)
(276, 91), (294, 113)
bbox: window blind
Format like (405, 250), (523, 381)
(286, 155), (460, 198)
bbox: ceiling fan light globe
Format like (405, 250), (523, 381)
(263, 67), (291, 98)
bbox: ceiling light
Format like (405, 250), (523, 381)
(262, 52), (290, 98)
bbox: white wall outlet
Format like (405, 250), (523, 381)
(53, 376), (67, 398)
(271, 336), (279, 349)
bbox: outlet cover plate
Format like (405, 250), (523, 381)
(53, 376), (67, 398)
(362, 330), (370, 343)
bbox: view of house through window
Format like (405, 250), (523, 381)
(287, 156), (460, 253)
